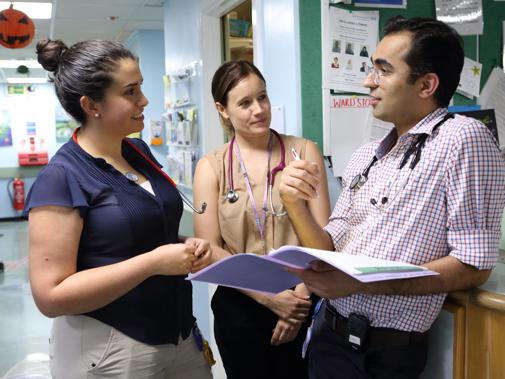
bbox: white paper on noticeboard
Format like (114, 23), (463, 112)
(435, 0), (483, 36)
(503, 21), (505, 69)
(478, 67), (505, 148)
(328, 94), (373, 176)
(322, 7), (379, 94)
(369, 117), (394, 143)
(457, 57), (482, 99)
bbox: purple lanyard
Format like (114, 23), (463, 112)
(233, 132), (273, 240)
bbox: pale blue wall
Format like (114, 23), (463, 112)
(163, 0), (210, 339)
(163, 0), (204, 154)
(125, 30), (167, 164)
(164, 0), (201, 70)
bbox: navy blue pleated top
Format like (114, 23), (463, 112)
(24, 137), (194, 345)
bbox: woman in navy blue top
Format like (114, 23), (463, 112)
(25, 39), (213, 378)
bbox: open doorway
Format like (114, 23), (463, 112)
(222, 0), (253, 62)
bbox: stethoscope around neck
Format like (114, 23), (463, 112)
(349, 113), (454, 193)
(226, 129), (287, 217)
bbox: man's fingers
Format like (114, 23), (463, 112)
(311, 260), (336, 272)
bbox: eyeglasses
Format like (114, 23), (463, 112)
(365, 67), (387, 85)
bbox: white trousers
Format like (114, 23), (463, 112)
(49, 315), (213, 379)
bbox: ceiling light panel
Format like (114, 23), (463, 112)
(0, 2), (52, 19)
(0, 60), (42, 69)
(6, 77), (48, 84)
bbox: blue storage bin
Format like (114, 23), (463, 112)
(229, 18), (250, 37)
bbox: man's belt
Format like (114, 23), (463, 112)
(324, 302), (427, 349)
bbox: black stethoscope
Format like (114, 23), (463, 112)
(226, 129), (287, 216)
(349, 113), (454, 192)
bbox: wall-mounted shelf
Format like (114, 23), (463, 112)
(162, 64), (201, 191)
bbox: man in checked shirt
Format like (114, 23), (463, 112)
(280, 16), (505, 379)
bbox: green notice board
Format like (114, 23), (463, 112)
(299, 0), (505, 148)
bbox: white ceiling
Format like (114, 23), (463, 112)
(0, 0), (165, 82)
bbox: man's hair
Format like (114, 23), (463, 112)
(384, 16), (464, 107)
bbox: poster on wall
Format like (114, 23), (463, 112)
(323, 6), (379, 93)
(0, 110), (12, 147)
(354, 0), (407, 8)
(7, 85), (27, 95)
(55, 106), (78, 143)
(435, 0), (483, 36)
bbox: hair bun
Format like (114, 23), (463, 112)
(36, 39), (68, 72)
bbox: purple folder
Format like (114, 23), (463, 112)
(187, 246), (438, 293)
(186, 253), (311, 293)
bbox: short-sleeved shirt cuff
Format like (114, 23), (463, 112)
(323, 221), (348, 249)
(448, 229), (501, 269)
(23, 164), (89, 218)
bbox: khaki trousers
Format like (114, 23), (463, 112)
(49, 315), (213, 379)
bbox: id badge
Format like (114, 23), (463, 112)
(302, 299), (323, 359)
(192, 324), (216, 366)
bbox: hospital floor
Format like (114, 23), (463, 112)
(0, 220), (52, 378)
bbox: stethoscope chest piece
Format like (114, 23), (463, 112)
(350, 173), (366, 191)
(226, 189), (239, 203)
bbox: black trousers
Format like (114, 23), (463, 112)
(212, 286), (311, 379)
(308, 302), (428, 379)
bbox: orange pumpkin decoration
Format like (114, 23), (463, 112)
(0, 5), (35, 49)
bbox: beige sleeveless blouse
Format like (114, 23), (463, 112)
(205, 134), (308, 255)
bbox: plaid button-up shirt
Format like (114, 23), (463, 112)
(324, 108), (505, 332)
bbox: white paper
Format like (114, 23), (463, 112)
(435, 0), (483, 36)
(478, 67), (505, 148)
(457, 57), (482, 98)
(328, 95), (373, 176)
(368, 117), (394, 143)
(503, 21), (505, 69)
(323, 7), (379, 94)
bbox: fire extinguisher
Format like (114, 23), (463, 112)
(7, 177), (25, 212)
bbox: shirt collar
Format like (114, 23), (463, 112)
(68, 135), (107, 167)
(68, 132), (136, 169)
(374, 107), (449, 159)
(407, 107), (449, 136)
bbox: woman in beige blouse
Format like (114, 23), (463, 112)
(193, 60), (330, 379)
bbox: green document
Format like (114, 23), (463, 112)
(356, 266), (424, 274)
